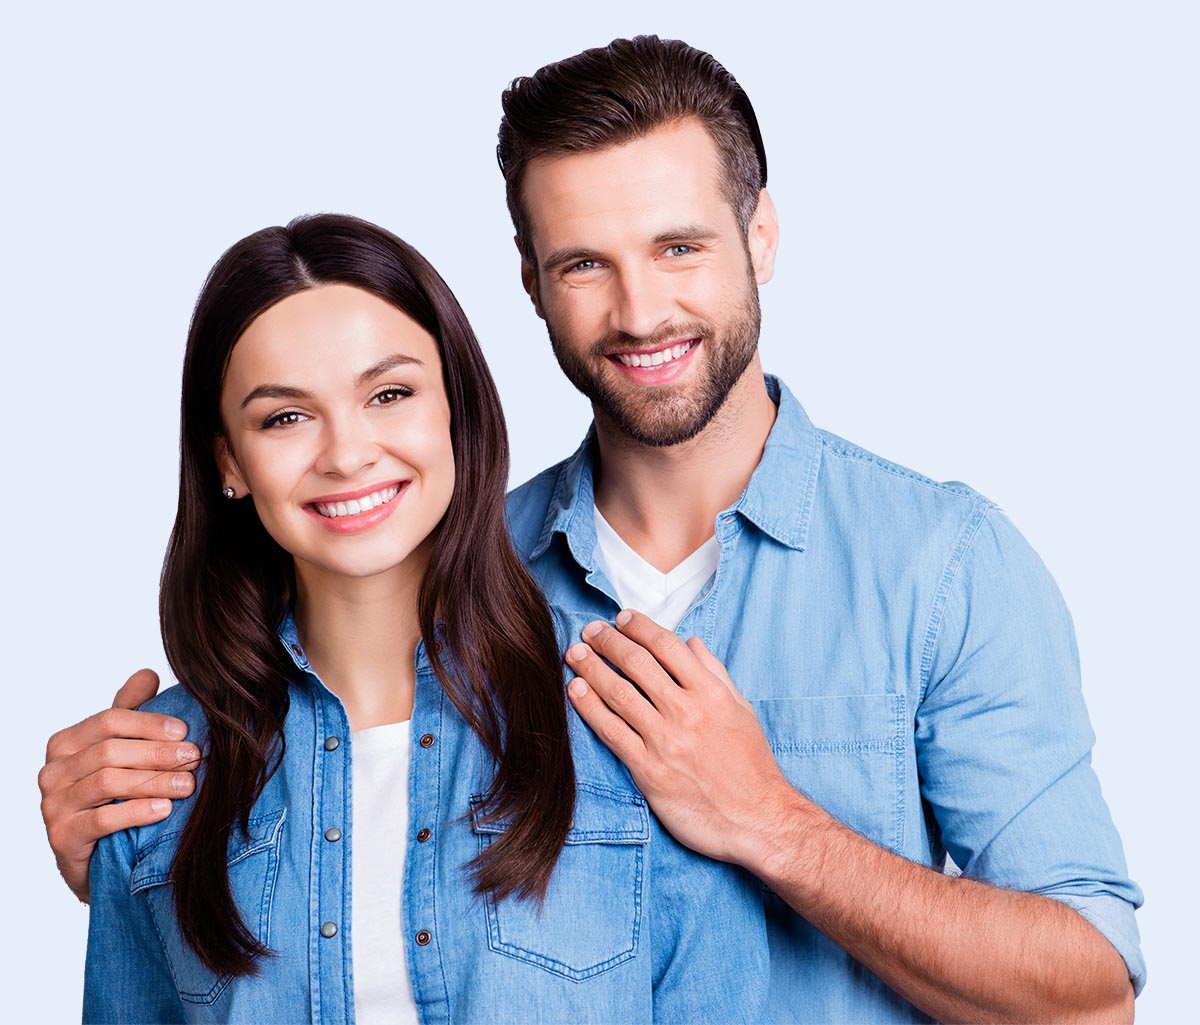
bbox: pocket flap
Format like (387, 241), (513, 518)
(130, 807), (287, 893)
(471, 780), (649, 845)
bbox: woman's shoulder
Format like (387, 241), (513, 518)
(138, 683), (212, 747)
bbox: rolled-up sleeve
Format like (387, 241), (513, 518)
(916, 506), (1145, 994)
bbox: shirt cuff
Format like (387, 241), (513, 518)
(1048, 892), (1146, 997)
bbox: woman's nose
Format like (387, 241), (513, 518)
(314, 414), (381, 478)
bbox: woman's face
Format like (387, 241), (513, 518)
(217, 283), (455, 587)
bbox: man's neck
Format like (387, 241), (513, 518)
(593, 357), (777, 573)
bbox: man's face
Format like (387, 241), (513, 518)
(521, 119), (775, 448)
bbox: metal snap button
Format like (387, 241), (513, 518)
(324, 827), (342, 842)
(415, 930), (432, 946)
(320, 921), (338, 938)
(419, 733), (435, 749)
(324, 736), (340, 751)
(417, 828), (432, 843)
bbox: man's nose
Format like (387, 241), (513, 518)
(314, 413), (381, 478)
(608, 264), (674, 341)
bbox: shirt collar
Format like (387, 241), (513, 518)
(528, 374), (822, 563)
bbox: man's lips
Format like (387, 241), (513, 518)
(607, 338), (698, 369)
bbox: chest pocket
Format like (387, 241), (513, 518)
(130, 808), (287, 1005)
(472, 781), (649, 982)
(753, 693), (906, 855)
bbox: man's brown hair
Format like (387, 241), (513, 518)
(497, 35), (767, 265)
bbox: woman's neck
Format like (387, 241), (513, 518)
(292, 544), (429, 732)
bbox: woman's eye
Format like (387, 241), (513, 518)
(262, 410), (305, 429)
(372, 387), (414, 406)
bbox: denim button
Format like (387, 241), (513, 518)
(324, 736), (340, 751)
(320, 921), (338, 938)
(291, 643), (302, 656)
(324, 827), (342, 842)
(419, 733), (435, 749)
(415, 930), (432, 946)
(417, 828), (431, 843)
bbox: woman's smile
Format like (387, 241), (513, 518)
(305, 479), (408, 534)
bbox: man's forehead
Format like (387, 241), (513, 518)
(521, 120), (734, 256)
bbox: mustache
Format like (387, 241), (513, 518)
(591, 322), (713, 358)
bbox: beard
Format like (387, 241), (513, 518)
(546, 281), (762, 449)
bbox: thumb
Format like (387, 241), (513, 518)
(112, 668), (161, 710)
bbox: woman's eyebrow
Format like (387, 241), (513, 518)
(356, 352), (424, 386)
(239, 354), (425, 410)
(240, 383), (311, 409)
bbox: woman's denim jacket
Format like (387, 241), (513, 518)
(83, 611), (769, 1024)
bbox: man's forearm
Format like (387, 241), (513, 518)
(752, 786), (1134, 1024)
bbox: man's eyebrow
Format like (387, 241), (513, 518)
(540, 246), (598, 272)
(239, 354), (424, 410)
(650, 225), (721, 245)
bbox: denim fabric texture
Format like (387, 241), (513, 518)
(507, 375), (1145, 1023)
(83, 614), (770, 1024)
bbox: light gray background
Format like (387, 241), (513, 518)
(3, 1), (1195, 1020)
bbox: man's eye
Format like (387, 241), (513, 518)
(666, 244), (694, 257)
(372, 386), (414, 405)
(262, 410), (305, 429)
(567, 259), (600, 274)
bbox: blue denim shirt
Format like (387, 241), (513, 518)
(507, 375), (1145, 1023)
(83, 614), (770, 1024)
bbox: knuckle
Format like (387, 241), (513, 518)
(625, 651), (652, 675)
(95, 708), (122, 734)
(601, 720), (627, 747)
(36, 761), (57, 796)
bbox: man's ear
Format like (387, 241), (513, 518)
(746, 189), (780, 286)
(214, 434), (249, 497)
(516, 235), (546, 321)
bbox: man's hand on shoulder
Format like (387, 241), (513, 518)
(565, 609), (797, 871)
(39, 668), (200, 903)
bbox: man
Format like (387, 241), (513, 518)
(41, 35), (1141, 1022)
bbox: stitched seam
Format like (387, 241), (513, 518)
(891, 693), (906, 854)
(820, 437), (991, 501)
(769, 738), (898, 755)
(918, 503), (993, 705)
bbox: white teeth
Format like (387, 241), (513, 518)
(616, 340), (693, 368)
(314, 484), (401, 519)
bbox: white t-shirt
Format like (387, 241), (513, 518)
(592, 506), (720, 631)
(350, 720), (420, 1025)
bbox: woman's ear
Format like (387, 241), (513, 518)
(214, 435), (249, 498)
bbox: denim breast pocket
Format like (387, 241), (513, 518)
(130, 807), (287, 1005)
(753, 693), (906, 854)
(471, 781), (650, 982)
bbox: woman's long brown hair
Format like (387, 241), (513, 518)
(160, 214), (575, 977)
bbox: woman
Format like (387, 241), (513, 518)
(82, 214), (767, 1024)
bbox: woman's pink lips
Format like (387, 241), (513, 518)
(607, 339), (699, 385)
(303, 481), (409, 535)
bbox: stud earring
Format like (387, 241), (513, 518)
(222, 487), (235, 499)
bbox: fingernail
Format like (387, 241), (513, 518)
(616, 609), (632, 626)
(164, 719), (187, 739)
(151, 799), (172, 815)
(582, 621), (603, 638)
(176, 744), (198, 763)
(171, 773), (192, 793)
(567, 643), (589, 661)
(568, 678), (589, 698)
